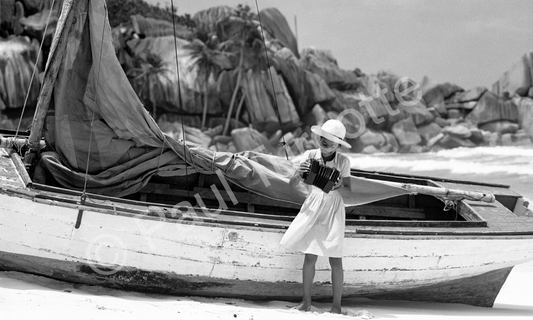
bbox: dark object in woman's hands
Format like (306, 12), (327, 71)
(302, 159), (341, 193)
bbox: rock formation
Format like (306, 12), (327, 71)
(0, 0), (531, 154)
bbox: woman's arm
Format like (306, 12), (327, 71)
(333, 154), (351, 190)
(342, 176), (351, 188)
(289, 159), (311, 186)
(333, 176), (350, 190)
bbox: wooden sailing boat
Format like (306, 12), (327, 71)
(1, 0), (532, 308)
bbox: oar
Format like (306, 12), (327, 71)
(366, 178), (496, 203)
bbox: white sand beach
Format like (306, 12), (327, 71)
(0, 260), (532, 320)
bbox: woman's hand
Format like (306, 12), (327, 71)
(289, 160), (310, 186)
(298, 159), (311, 178)
(333, 176), (343, 189)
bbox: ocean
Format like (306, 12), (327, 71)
(1, 145), (532, 319)
(345, 145), (533, 202)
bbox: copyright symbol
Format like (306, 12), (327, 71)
(85, 234), (128, 276)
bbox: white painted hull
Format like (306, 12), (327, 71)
(1, 191), (532, 306)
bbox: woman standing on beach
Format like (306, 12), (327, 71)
(280, 119), (352, 314)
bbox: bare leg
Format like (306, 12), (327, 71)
(292, 253), (317, 311)
(329, 257), (343, 314)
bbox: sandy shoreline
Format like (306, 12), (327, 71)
(1, 261), (532, 320)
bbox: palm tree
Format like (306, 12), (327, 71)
(128, 52), (170, 120)
(234, 37), (269, 124)
(0, 37), (41, 111)
(220, 4), (261, 136)
(185, 34), (232, 129)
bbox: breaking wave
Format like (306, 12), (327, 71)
(346, 146), (533, 176)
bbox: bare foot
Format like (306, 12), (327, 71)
(329, 306), (343, 314)
(289, 301), (312, 311)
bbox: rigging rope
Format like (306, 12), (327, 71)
(170, 0), (190, 198)
(81, 2), (108, 197)
(74, 0), (107, 229)
(253, 0), (289, 160)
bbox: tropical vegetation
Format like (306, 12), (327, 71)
(184, 35), (232, 129)
(106, 0), (194, 28)
(128, 52), (171, 120)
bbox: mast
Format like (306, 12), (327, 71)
(24, 0), (77, 166)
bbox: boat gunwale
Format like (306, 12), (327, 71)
(3, 180), (533, 237)
(3, 184), (533, 240)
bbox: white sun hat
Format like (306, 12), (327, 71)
(311, 119), (351, 149)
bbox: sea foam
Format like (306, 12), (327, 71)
(346, 146), (533, 176)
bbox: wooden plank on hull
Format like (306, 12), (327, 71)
(468, 199), (533, 232)
(7, 150), (32, 187)
(193, 187), (301, 209)
(347, 205), (426, 219)
(349, 220), (486, 228)
(0, 250), (514, 307)
(364, 267), (513, 307)
(0, 149), (29, 190)
(140, 182), (302, 210)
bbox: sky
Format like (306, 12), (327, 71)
(144, 0), (533, 91)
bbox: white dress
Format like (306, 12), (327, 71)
(280, 149), (351, 258)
